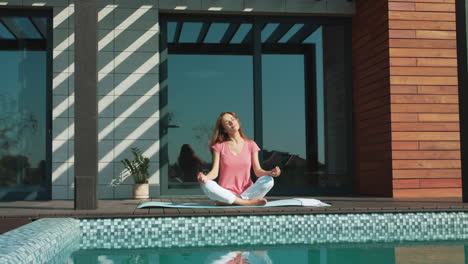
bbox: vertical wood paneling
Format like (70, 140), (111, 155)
(387, 0), (461, 198)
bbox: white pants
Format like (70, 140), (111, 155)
(200, 176), (274, 204)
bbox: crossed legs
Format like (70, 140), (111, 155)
(200, 176), (274, 206)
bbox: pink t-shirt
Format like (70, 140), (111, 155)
(211, 140), (261, 194)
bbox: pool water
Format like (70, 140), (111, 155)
(70, 242), (468, 264)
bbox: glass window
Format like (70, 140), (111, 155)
(180, 22), (202, 43)
(0, 23), (15, 39)
(261, 54), (307, 195)
(230, 24), (251, 44)
(204, 23), (230, 43)
(2, 17), (43, 39)
(166, 55), (253, 191)
(160, 15), (352, 196)
(278, 24), (304, 43)
(0, 11), (51, 200)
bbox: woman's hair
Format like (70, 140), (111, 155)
(209, 112), (249, 149)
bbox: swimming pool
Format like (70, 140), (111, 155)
(1, 212), (468, 263)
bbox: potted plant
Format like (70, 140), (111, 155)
(117, 147), (150, 199)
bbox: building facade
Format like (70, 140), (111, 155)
(0, 0), (464, 201)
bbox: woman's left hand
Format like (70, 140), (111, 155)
(270, 166), (281, 177)
(197, 172), (208, 183)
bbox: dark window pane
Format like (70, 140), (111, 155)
(261, 23), (279, 42)
(305, 27), (325, 164)
(0, 22), (15, 39)
(230, 23), (251, 44)
(279, 24), (304, 43)
(320, 24), (352, 191)
(180, 22), (202, 43)
(0, 11), (50, 200)
(167, 22), (176, 43)
(262, 54), (308, 195)
(2, 17), (42, 39)
(30, 17), (47, 38)
(0, 51), (47, 187)
(205, 23), (230, 43)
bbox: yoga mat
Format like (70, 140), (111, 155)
(137, 198), (330, 209)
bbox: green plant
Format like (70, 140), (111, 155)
(121, 148), (150, 184)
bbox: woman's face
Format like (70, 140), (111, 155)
(221, 114), (239, 134)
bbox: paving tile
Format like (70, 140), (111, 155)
(162, 208), (180, 215)
(148, 208), (164, 215)
(1, 197), (468, 222)
(191, 208), (211, 215)
(177, 208), (196, 215)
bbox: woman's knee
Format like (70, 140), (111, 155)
(200, 180), (215, 193)
(261, 175), (274, 189)
(202, 180), (216, 187)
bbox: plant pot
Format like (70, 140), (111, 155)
(133, 183), (149, 199)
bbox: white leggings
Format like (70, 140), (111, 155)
(200, 176), (274, 204)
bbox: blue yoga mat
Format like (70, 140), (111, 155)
(137, 198), (330, 209)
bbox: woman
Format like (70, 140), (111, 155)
(197, 112), (281, 206)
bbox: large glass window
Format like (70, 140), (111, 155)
(166, 54), (253, 192)
(160, 15), (352, 196)
(0, 10), (52, 200)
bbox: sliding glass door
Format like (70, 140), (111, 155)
(0, 10), (52, 200)
(159, 15), (353, 196)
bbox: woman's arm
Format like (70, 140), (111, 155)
(197, 150), (220, 183)
(251, 152), (281, 177)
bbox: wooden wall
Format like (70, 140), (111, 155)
(388, 0), (461, 198)
(352, 0), (393, 196)
(353, 0), (462, 197)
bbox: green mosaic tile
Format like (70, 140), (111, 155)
(79, 212), (468, 249)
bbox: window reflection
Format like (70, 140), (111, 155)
(262, 54), (308, 194)
(161, 15), (352, 195)
(278, 24), (305, 43)
(0, 12), (50, 200)
(0, 51), (47, 187)
(166, 55), (253, 189)
(3, 17), (43, 39)
(230, 24), (251, 44)
(205, 23), (230, 43)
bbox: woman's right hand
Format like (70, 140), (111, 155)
(270, 166), (281, 177)
(197, 172), (208, 184)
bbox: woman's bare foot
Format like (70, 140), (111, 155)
(234, 198), (267, 206)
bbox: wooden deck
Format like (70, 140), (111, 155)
(1, 196), (468, 233)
